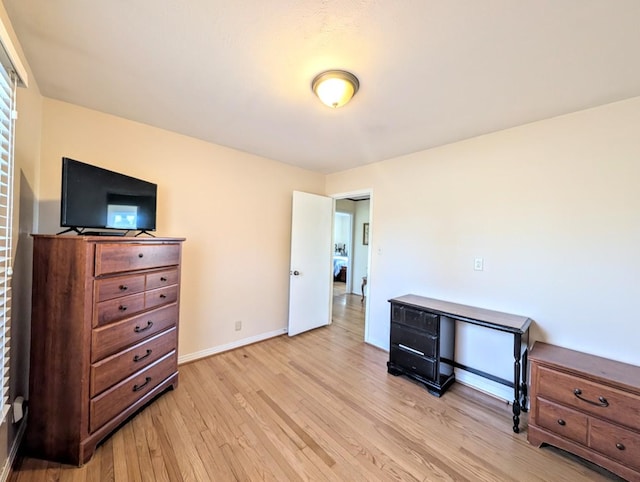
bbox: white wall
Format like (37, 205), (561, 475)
(36, 99), (325, 360)
(352, 200), (370, 296)
(326, 97), (640, 399)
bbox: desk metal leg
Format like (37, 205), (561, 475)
(512, 333), (522, 433)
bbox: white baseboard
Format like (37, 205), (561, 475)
(0, 412), (27, 482)
(178, 328), (287, 364)
(454, 369), (513, 403)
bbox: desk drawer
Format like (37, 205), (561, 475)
(95, 243), (181, 276)
(390, 346), (436, 381)
(390, 323), (437, 358)
(537, 366), (640, 431)
(391, 304), (438, 334)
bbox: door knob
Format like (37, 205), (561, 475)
(290, 270), (300, 276)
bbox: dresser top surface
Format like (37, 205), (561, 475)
(32, 234), (185, 243)
(389, 294), (532, 333)
(530, 341), (640, 394)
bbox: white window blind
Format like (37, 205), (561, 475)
(0, 54), (16, 412)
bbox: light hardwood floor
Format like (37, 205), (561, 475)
(10, 286), (621, 481)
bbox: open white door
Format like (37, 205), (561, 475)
(288, 191), (333, 336)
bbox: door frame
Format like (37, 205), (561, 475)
(330, 189), (373, 343)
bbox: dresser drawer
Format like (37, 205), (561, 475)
(535, 397), (588, 445)
(390, 323), (437, 358)
(146, 269), (179, 290)
(94, 292), (146, 327)
(91, 304), (178, 362)
(145, 285), (179, 310)
(537, 366), (640, 432)
(95, 274), (145, 302)
(391, 304), (438, 334)
(590, 419), (640, 471)
(389, 346), (437, 381)
(90, 328), (177, 397)
(95, 243), (181, 276)
(89, 351), (177, 433)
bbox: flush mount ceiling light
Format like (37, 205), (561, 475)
(311, 70), (360, 108)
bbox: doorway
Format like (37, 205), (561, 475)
(332, 194), (371, 340)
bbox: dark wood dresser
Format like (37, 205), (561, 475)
(529, 342), (640, 481)
(26, 235), (185, 465)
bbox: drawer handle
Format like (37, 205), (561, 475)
(573, 388), (609, 407)
(159, 294), (167, 299)
(138, 253), (144, 258)
(133, 349), (152, 362)
(119, 305), (128, 311)
(573, 389), (609, 407)
(134, 321), (154, 333)
(119, 285), (128, 291)
(557, 419), (566, 426)
(133, 377), (152, 392)
(160, 277), (168, 282)
(616, 443), (625, 451)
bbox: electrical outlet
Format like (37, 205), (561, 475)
(474, 258), (484, 271)
(235, 320), (242, 331)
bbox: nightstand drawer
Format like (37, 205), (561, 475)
(590, 419), (640, 471)
(390, 323), (437, 358)
(535, 397), (588, 445)
(90, 328), (177, 397)
(95, 243), (181, 276)
(537, 366), (640, 431)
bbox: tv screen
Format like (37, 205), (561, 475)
(60, 157), (157, 233)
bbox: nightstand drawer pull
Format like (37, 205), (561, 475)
(573, 389), (609, 407)
(119, 305), (127, 311)
(160, 277), (167, 282)
(134, 321), (154, 333)
(160, 294), (167, 299)
(557, 419), (566, 426)
(616, 443), (625, 451)
(133, 377), (151, 392)
(119, 285), (128, 291)
(138, 253), (144, 258)
(133, 349), (152, 362)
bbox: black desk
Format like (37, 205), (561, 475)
(388, 294), (532, 433)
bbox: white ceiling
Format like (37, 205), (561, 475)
(5, 1), (640, 173)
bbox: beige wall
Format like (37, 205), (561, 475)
(37, 99), (325, 359)
(0, 1), (43, 477)
(327, 96), (640, 399)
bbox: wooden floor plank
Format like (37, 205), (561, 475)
(10, 286), (623, 481)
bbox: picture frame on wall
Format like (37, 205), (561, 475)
(363, 222), (369, 245)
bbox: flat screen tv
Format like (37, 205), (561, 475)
(60, 157), (157, 235)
